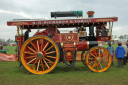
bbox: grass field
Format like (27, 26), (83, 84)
(3, 46), (17, 54)
(0, 61), (128, 85)
(1, 44), (127, 85)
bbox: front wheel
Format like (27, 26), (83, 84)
(85, 46), (112, 72)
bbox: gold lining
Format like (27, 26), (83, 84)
(61, 43), (63, 48)
(16, 26), (20, 36)
(20, 26), (23, 36)
(74, 42), (76, 47)
(66, 34), (73, 41)
(87, 41), (89, 50)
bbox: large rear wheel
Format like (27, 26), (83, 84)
(20, 35), (60, 74)
(85, 46), (112, 72)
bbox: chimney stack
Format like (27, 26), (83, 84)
(87, 11), (95, 17)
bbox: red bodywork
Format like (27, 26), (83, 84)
(7, 17), (118, 62)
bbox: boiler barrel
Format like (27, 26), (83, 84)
(51, 11), (83, 17)
(76, 41), (98, 51)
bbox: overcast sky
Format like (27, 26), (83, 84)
(0, 0), (128, 41)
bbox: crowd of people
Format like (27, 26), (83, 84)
(107, 41), (128, 67)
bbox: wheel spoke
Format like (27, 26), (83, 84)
(102, 62), (108, 67)
(99, 49), (100, 57)
(88, 61), (96, 65)
(97, 64), (99, 70)
(43, 59), (50, 68)
(31, 58), (38, 69)
(28, 46), (36, 53)
(30, 42), (38, 51)
(43, 57), (54, 64)
(45, 45), (53, 52)
(100, 63), (103, 70)
(45, 55), (56, 59)
(45, 51), (56, 55)
(42, 42), (49, 51)
(37, 59), (40, 71)
(92, 62), (97, 67)
(25, 56), (36, 59)
(90, 53), (96, 58)
(37, 40), (39, 51)
(41, 39), (43, 51)
(94, 49), (98, 56)
(27, 57), (36, 64)
(40, 59), (44, 71)
(100, 52), (104, 58)
(24, 51), (36, 55)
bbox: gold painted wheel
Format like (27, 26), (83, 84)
(85, 46), (112, 72)
(81, 51), (86, 66)
(20, 35), (60, 74)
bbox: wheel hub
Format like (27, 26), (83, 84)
(37, 52), (43, 58)
(97, 58), (101, 62)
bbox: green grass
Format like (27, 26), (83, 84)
(0, 61), (128, 85)
(3, 46), (17, 54)
(0, 44), (127, 85)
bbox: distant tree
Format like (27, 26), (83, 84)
(11, 40), (14, 42)
(118, 35), (124, 41)
(124, 34), (127, 39)
(6, 38), (11, 43)
(0, 38), (5, 43)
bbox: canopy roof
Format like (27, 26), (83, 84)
(7, 17), (118, 29)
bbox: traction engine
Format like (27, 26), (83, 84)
(7, 11), (118, 74)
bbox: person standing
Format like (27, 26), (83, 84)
(20, 29), (31, 68)
(107, 43), (114, 65)
(0, 43), (2, 50)
(126, 40), (128, 62)
(0, 43), (3, 50)
(24, 29), (31, 41)
(122, 42), (128, 65)
(115, 42), (126, 67)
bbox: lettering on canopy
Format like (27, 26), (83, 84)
(32, 19), (92, 25)
(96, 19), (113, 22)
(11, 22), (28, 25)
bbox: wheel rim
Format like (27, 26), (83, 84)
(20, 35), (59, 74)
(85, 46), (112, 72)
(81, 51), (86, 66)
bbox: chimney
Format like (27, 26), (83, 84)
(87, 11), (95, 17)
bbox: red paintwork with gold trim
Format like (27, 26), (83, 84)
(97, 36), (111, 41)
(7, 17), (118, 26)
(52, 33), (79, 43)
(15, 36), (24, 50)
(76, 41), (89, 51)
(15, 36), (24, 41)
(63, 48), (75, 61)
